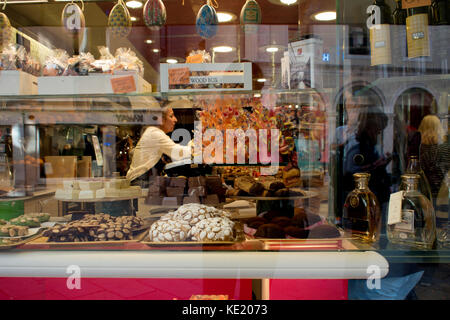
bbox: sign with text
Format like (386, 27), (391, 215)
(402, 0), (431, 9)
(110, 75), (137, 94)
(168, 67), (190, 85)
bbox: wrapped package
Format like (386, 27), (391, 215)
(113, 47), (144, 76)
(0, 44), (27, 71)
(42, 49), (69, 76)
(91, 46), (116, 73)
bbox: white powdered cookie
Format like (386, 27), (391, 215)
(148, 219), (191, 242)
(190, 217), (235, 242)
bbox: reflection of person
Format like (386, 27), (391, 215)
(343, 107), (391, 205)
(126, 105), (191, 187)
(418, 115), (450, 202)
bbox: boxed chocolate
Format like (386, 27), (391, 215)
(183, 195), (201, 204)
(162, 196), (183, 206)
(148, 184), (165, 195)
(169, 177), (187, 188)
(166, 187), (185, 197)
(145, 196), (163, 205)
(203, 194), (219, 206)
(188, 186), (206, 197)
(188, 176), (206, 188)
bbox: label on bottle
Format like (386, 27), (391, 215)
(388, 191), (404, 225)
(394, 209), (415, 232)
(350, 195), (360, 208)
(406, 13), (430, 58)
(402, 0), (431, 9)
(370, 24), (392, 66)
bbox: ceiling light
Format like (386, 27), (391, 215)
(257, 78), (267, 83)
(130, 16), (138, 22)
(145, 39), (153, 44)
(217, 12), (236, 23)
(166, 58), (178, 64)
(212, 46), (234, 53)
(314, 11), (337, 21)
(153, 49), (160, 53)
(266, 47), (279, 53)
(254, 93), (261, 98)
(280, 0), (297, 5)
(126, 0), (143, 9)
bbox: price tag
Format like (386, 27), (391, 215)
(91, 135), (103, 167)
(186, 54), (204, 63)
(110, 75), (137, 94)
(388, 191), (404, 225)
(402, 0), (431, 9)
(168, 67), (190, 85)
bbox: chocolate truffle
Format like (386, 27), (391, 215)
(254, 223), (285, 239)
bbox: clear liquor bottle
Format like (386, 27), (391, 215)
(343, 173), (381, 242)
(405, 155), (433, 202)
(387, 174), (436, 249)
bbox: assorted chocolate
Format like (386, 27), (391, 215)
(245, 208), (340, 239)
(146, 175), (226, 206)
(226, 175), (306, 198)
(42, 213), (145, 242)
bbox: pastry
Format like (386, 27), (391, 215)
(259, 176), (285, 192)
(245, 217), (268, 229)
(284, 226), (309, 239)
(282, 167), (302, 188)
(234, 176), (264, 196)
(189, 217), (235, 242)
(254, 223), (285, 238)
(149, 219), (190, 242)
(270, 216), (292, 228)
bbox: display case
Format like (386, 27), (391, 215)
(0, 0), (449, 301)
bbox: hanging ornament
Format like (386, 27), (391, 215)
(143, 0), (167, 30)
(108, 0), (132, 38)
(61, 0), (85, 37)
(0, 1), (13, 49)
(196, 0), (219, 39)
(240, 0), (261, 34)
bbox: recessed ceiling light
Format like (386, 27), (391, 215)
(266, 47), (279, 53)
(166, 58), (178, 64)
(217, 12), (236, 23)
(153, 49), (160, 53)
(254, 93), (261, 98)
(257, 78), (267, 83)
(126, 0), (143, 9)
(130, 16), (138, 22)
(313, 11), (336, 21)
(280, 0), (297, 5)
(145, 39), (153, 44)
(213, 46), (234, 53)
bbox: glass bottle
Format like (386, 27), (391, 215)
(406, 4), (431, 74)
(405, 155), (433, 202)
(431, 0), (449, 25)
(369, 0), (393, 76)
(387, 174), (436, 249)
(393, 0), (407, 25)
(343, 173), (381, 242)
(436, 172), (449, 248)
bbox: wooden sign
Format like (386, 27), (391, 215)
(110, 75), (136, 94)
(402, 0), (431, 9)
(168, 67), (190, 84)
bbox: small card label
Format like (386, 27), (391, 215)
(186, 54), (204, 64)
(91, 135), (103, 167)
(110, 75), (137, 94)
(395, 209), (415, 232)
(44, 162), (53, 175)
(168, 67), (190, 85)
(388, 191), (404, 225)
